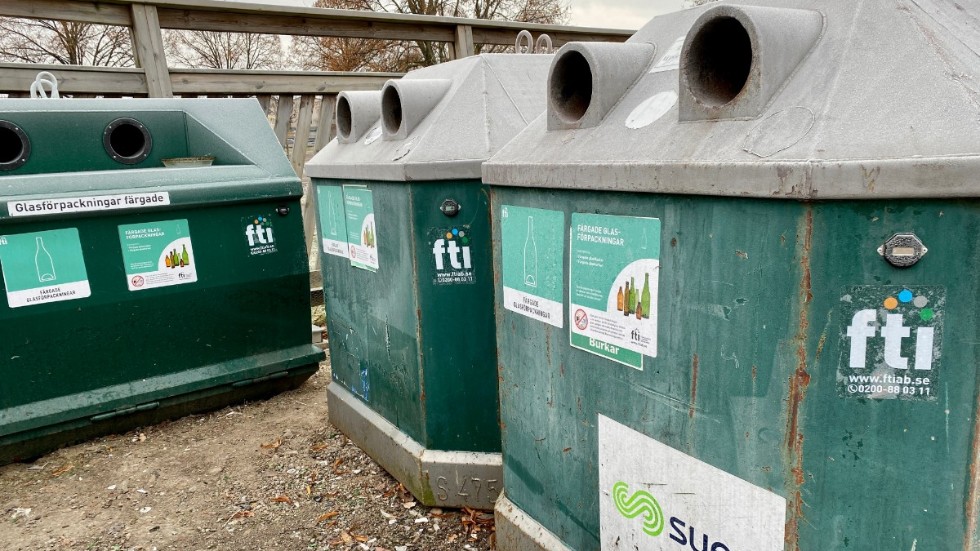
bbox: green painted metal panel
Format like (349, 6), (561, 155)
(0, 100), (322, 463)
(491, 187), (980, 550)
(318, 180), (426, 444)
(317, 179), (500, 452)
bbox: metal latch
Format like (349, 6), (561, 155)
(440, 199), (461, 217)
(878, 233), (927, 268)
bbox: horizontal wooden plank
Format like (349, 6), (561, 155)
(0, 63), (148, 95)
(0, 0), (634, 44)
(169, 69), (396, 95)
(0, 65), (398, 96)
(471, 28), (632, 47)
(0, 0), (132, 25)
(158, 8), (457, 41)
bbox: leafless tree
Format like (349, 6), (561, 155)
(0, 17), (133, 66)
(165, 30), (284, 70)
(292, 0), (568, 72)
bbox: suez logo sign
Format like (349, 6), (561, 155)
(243, 215), (277, 256)
(430, 226), (475, 285)
(839, 287), (943, 400)
(612, 482), (732, 551)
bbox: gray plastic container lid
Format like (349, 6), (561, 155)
(306, 53), (553, 182)
(483, 0), (980, 199)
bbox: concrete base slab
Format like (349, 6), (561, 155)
(327, 383), (502, 510)
(495, 492), (573, 551)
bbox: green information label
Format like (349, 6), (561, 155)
(569, 213), (661, 370)
(118, 219), (197, 291)
(500, 205), (564, 328)
(0, 228), (90, 308)
(837, 286), (944, 401)
(343, 186), (378, 271)
(317, 185), (349, 259)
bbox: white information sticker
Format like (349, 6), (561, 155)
(599, 415), (786, 550)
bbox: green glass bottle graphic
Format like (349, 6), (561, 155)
(629, 276), (637, 314)
(523, 216), (538, 287)
(641, 272), (651, 319)
(623, 281), (631, 316)
(35, 236), (56, 282)
(181, 244), (189, 267)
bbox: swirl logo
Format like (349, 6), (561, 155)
(612, 481), (665, 537)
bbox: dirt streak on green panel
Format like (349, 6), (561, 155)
(491, 186), (980, 550)
(319, 179), (500, 452)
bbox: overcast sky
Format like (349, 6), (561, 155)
(224, 0), (687, 30)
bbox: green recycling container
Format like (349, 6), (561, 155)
(0, 98), (323, 464)
(484, 2), (980, 550)
(306, 53), (551, 509)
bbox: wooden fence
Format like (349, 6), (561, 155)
(0, 0), (633, 286)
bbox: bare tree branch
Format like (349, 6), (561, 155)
(0, 17), (134, 67)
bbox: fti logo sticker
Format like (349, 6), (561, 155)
(838, 286), (944, 400)
(429, 226), (474, 285)
(243, 215), (277, 256)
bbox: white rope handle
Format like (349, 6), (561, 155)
(29, 72), (60, 99)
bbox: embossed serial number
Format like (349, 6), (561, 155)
(435, 477), (500, 503)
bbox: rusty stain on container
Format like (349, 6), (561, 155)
(861, 165), (881, 192)
(784, 208), (813, 550)
(963, 387), (980, 551)
(689, 353), (700, 419)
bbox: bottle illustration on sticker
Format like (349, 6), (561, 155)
(523, 216), (538, 287)
(641, 272), (651, 319)
(35, 236), (56, 282)
(328, 199), (338, 236)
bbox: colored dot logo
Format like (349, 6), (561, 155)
(882, 288), (933, 322)
(444, 227), (468, 243)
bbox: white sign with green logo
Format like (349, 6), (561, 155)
(317, 185), (349, 259)
(500, 205), (564, 328)
(0, 228), (90, 308)
(118, 219), (197, 291)
(599, 415), (785, 550)
(569, 213), (660, 369)
(343, 186), (378, 271)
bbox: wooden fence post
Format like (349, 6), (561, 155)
(129, 4), (173, 97)
(451, 24), (475, 59)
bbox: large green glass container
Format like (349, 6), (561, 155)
(484, 2), (980, 549)
(307, 53), (551, 509)
(0, 99), (323, 464)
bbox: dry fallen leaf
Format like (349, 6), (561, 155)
(353, 534), (369, 543)
(316, 511), (339, 523)
(229, 510), (254, 520)
(260, 437), (283, 451)
(270, 495), (292, 504)
(51, 463), (74, 477)
(340, 531), (353, 544)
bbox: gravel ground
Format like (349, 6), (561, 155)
(0, 356), (496, 551)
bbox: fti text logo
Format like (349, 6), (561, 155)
(244, 215), (277, 256)
(431, 226), (474, 285)
(839, 286), (944, 400)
